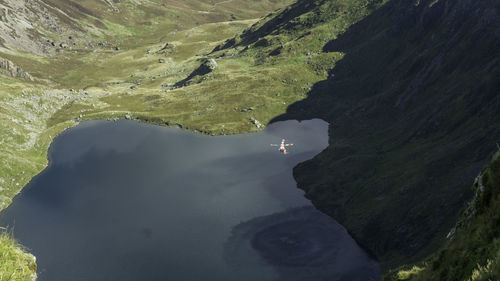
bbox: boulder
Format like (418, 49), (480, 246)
(250, 117), (262, 129)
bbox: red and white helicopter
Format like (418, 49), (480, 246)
(271, 139), (294, 154)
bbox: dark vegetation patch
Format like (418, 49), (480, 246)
(249, 0), (500, 270)
(386, 152), (500, 280)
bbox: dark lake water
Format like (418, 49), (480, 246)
(0, 119), (379, 281)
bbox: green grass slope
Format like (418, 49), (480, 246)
(387, 149), (500, 281)
(0, 231), (37, 281)
(24, 0), (384, 137)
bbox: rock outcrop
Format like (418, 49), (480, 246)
(174, 58), (218, 87)
(0, 58), (33, 81)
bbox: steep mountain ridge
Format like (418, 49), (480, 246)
(268, 0), (500, 269)
(215, 0), (382, 55)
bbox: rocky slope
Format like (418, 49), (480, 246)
(0, 0), (291, 56)
(387, 149), (500, 280)
(0, 0), (133, 56)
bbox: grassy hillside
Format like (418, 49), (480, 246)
(387, 150), (500, 281)
(0, 230), (36, 281)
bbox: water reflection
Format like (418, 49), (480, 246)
(225, 207), (379, 281)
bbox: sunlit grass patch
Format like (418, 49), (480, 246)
(396, 266), (424, 280)
(0, 230), (37, 281)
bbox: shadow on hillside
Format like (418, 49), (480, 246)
(212, 0), (330, 52)
(268, 0), (500, 269)
(269, 0), (430, 123)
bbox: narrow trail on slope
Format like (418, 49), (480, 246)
(208, 0), (234, 12)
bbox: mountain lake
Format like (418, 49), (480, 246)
(0, 119), (380, 281)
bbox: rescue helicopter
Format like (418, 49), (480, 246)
(271, 139), (294, 154)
